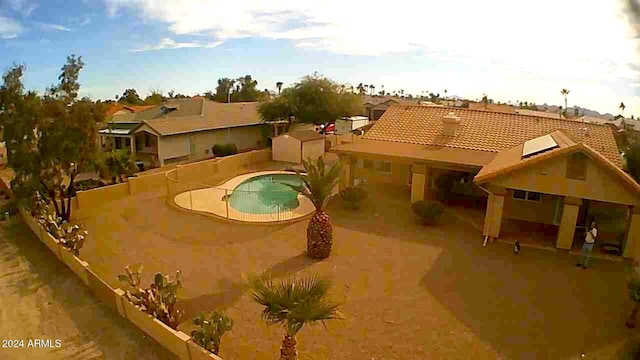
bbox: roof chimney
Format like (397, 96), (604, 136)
(441, 112), (461, 136)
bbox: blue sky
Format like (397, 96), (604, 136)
(0, 0), (639, 116)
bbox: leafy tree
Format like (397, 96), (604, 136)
(213, 78), (236, 103)
(118, 88), (143, 105)
(143, 89), (164, 105)
(235, 75), (259, 102)
(249, 274), (342, 360)
(0, 55), (106, 221)
(258, 74), (360, 130)
(94, 150), (137, 184)
(288, 156), (341, 259)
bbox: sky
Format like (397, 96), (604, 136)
(0, 0), (639, 116)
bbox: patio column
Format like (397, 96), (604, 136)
(410, 164), (429, 203)
(625, 206), (640, 259)
(482, 185), (506, 238)
(130, 136), (136, 156)
(556, 196), (582, 250)
(338, 154), (355, 191)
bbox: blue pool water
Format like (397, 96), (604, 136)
(228, 174), (305, 214)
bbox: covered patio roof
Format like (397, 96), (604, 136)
(330, 139), (497, 170)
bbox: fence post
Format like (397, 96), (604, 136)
(189, 182), (193, 210)
(225, 189), (230, 219)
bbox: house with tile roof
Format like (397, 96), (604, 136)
(331, 105), (640, 258)
(361, 95), (421, 120)
(98, 98), (271, 167)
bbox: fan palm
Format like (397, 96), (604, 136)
(561, 89), (570, 112)
(248, 274), (342, 360)
(288, 156), (341, 259)
(620, 102), (627, 117)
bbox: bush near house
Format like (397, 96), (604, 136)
(212, 143), (239, 157)
(339, 183), (367, 209)
(411, 200), (444, 226)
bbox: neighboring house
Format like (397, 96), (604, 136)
(515, 109), (565, 119)
(468, 102), (516, 113)
(331, 105), (640, 258)
(272, 130), (325, 164)
(361, 95), (420, 120)
(335, 116), (370, 135)
(98, 98), (272, 167)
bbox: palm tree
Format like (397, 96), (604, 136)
(249, 274), (342, 360)
(369, 85), (375, 96)
(276, 82), (283, 95)
(356, 83), (365, 95)
(620, 102), (627, 117)
(288, 156), (341, 259)
(561, 89), (570, 112)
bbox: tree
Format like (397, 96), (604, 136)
(625, 144), (640, 183)
(258, 74), (361, 130)
(118, 89), (143, 105)
(561, 89), (570, 112)
(249, 274), (342, 360)
(288, 156), (341, 259)
(621, 102), (627, 117)
(0, 56), (106, 221)
(235, 75), (259, 102)
(144, 89), (164, 105)
(369, 85), (375, 96)
(276, 82), (283, 95)
(94, 150), (137, 184)
(356, 83), (365, 95)
(213, 78), (236, 103)
(481, 94), (489, 109)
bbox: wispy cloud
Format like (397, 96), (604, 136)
(129, 37), (222, 52)
(33, 21), (73, 32)
(0, 16), (23, 39)
(5, 0), (38, 17)
(80, 16), (91, 26)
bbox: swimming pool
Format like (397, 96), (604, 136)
(228, 174), (305, 214)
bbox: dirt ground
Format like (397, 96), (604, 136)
(74, 182), (639, 360)
(0, 219), (175, 360)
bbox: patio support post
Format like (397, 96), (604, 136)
(625, 206), (640, 259)
(130, 136), (136, 156)
(482, 185), (506, 239)
(411, 164), (428, 203)
(556, 196), (582, 250)
(338, 154), (355, 191)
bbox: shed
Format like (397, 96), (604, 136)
(272, 130), (326, 163)
(335, 116), (370, 135)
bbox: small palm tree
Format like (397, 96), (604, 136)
(288, 156), (341, 259)
(249, 274), (342, 360)
(620, 102), (627, 117)
(561, 89), (570, 112)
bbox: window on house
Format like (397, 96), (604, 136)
(566, 152), (587, 180)
(125, 138), (131, 147)
(376, 161), (392, 173)
(513, 190), (541, 201)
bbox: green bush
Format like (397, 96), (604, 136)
(339, 184), (367, 209)
(411, 200), (444, 225)
(212, 143), (239, 157)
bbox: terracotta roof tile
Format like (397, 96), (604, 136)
(363, 105), (622, 168)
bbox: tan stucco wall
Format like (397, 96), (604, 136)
(128, 172), (168, 196)
(503, 191), (558, 225)
(272, 135), (302, 163)
(191, 125), (266, 159)
(76, 183), (130, 210)
(158, 135), (190, 164)
(491, 155), (638, 205)
(301, 139), (325, 163)
(354, 160), (410, 185)
(556, 202), (580, 249)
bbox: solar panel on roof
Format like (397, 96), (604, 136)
(522, 134), (558, 158)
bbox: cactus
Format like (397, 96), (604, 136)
(33, 194), (87, 256)
(191, 311), (233, 355)
(118, 264), (184, 329)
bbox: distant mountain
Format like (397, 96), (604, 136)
(536, 104), (615, 120)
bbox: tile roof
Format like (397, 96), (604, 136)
(137, 100), (263, 136)
(283, 130), (325, 142)
(362, 105), (622, 167)
(361, 95), (419, 106)
(474, 130), (640, 196)
(468, 102), (516, 113)
(515, 109), (564, 119)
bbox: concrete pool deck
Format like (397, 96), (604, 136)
(173, 171), (316, 222)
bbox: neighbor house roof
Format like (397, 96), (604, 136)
(467, 102), (516, 113)
(352, 105), (622, 167)
(281, 130), (325, 142)
(106, 104), (155, 118)
(515, 109), (564, 119)
(473, 130), (640, 195)
(361, 95), (419, 106)
(133, 99), (263, 136)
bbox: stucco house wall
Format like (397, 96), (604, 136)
(301, 139), (325, 163)
(190, 125), (266, 158)
(158, 135), (190, 164)
(491, 155), (637, 206)
(354, 159), (410, 185)
(503, 190), (560, 225)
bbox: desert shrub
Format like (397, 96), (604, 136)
(191, 311), (233, 355)
(339, 184), (367, 209)
(117, 264), (184, 329)
(212, 143), (239, 157)
(411, 200), (444, 225)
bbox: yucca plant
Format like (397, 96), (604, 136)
(248, 274), (342, 360)
(287, 156), (341, 259)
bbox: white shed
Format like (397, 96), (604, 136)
(272, 130), (326, 164)
(335, 116), (370, 135)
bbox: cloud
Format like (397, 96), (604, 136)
(4, 0), (38, 17)
(80, 16), (91, 26)
(33, 21), (73, 32)
(129, 37), (222, 52)
(0, 16), (23, 39)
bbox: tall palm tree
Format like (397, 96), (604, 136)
(561, 89), (570, 112)
(369, 85), (375, 96)
(249, 274), (342, 360)
(356, 83), (365, 95)
(288, 156), (341, 259)
(620, 102), (627, 117)
(276, 82), (283, 95)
